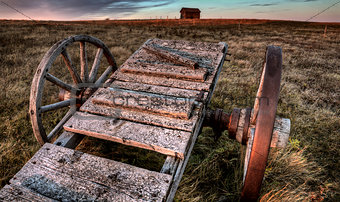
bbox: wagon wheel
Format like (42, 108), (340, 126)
(241, 46), (282, 201)
(29, 35), (117, 145)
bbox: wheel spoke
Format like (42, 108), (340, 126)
(46, 73), (79, 93)
(61, 50), (82, 84)
(94, 65), (113, 88)
(47, 108), (76, 141)
(80, 41), (89, 83)
(39, 98), (76, 113)
(89, 48), (103, 83)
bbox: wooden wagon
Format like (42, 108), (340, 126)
(0, 36), (290, 201)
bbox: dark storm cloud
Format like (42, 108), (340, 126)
(1, 0), (176, 16)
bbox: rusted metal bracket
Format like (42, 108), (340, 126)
(203, 107), (247, 143)
(203, 108), (230, 140)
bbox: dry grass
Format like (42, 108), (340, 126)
(0, 20), (339, 201)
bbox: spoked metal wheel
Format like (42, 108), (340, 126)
(241, 46), (282, 201)
(29, 35), (117, 145)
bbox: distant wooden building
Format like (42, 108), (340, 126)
(180, 8), (201, 19)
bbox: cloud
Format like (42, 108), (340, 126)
(0, 0), (176, 19)
(250, 3), (278, 7)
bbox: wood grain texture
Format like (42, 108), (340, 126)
(91, 88), (195, 119)
(270, 117), (290, 148)
(0, 184), (54, 202)
(111, 80), (208, 101)
(63, 112), (191, 158)
(109, 38), (226, 96)
(80, 98), (202, 132)
(112, 71), (212, 91)
(143, 43), (199, 69)
(9, 143), (172, 201)
(121, 61), (207, 81)
(151, 38), (226, 53)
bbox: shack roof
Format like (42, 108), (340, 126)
(180, 8), (201, 13)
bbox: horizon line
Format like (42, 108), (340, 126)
(1, 18), (340, 24)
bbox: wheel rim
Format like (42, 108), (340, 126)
(29, 35), (117, 145)
(241, 46), (282, 201)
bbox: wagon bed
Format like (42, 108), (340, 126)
(1, 38), (228, 201)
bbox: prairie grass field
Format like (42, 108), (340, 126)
(0, 19), (339, 201)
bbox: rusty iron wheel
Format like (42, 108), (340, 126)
(241, 46), (282, 201)
(29, 35), (117, 145)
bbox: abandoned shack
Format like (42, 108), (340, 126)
(180, 8), (201, 19)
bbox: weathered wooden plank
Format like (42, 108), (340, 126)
(111, 80), (208, 101)
(130, 48), (213, 71)
(80, 97), (202, 132)
(91, 88), (195, 119)
(112, 71), (212, 91)
(0, 184), (54, 202)
(64, 112), (191, 158)
(151, 38), (226, 54)
(121, 61), (207, 82)
(143, 43), (199, 69)
(10, 143), (172, 201)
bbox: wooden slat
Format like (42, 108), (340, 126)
(151, 38), (226, 53)
(128, 48), (214, 72)
(120, 61), (207, 82)
(63, 112), (191, 158)
(111, 80), (208, 101)
(143, 43), (199, 69)
(10, 143), (171, 201)
(80, 97), (202, 132)
(112, 71), (212, 91)
(0, 184), (53, 202)
(91, 88), (195, 119)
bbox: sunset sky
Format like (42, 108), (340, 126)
(0, 0), (339, 22)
